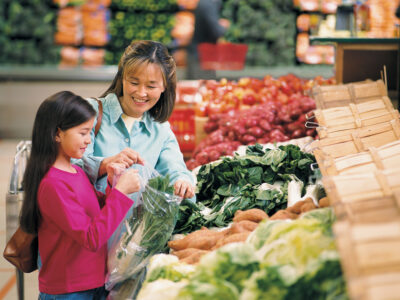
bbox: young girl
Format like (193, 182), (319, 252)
(19, 91), (143, 299)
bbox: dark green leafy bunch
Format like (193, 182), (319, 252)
(196, 144), (315, 203)
(111, 174), (180, 284)
(173, 144), (316, 234)
(174, 199), (207, 234)
(221, 0), (296, 66)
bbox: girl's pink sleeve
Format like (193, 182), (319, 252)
(38, 178), (132, 252)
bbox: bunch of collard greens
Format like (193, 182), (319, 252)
(106, 174), (180, 290)
(137, 208), (348, 300)
(174, 144), (316, 234)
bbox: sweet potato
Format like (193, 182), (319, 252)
(270, 210), (298, 220)
(229, 220), (258, 234)
(180, 250), (209, 264)
(172, 248), (202, 260)
(319, 197), (330, 208)
(168, 228), (223, 251)
(214, 232), (250, 249)
(232, 209), (268, 223)
(286, 200), (305, 214)
(301, 202), (317, 213)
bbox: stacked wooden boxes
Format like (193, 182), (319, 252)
(311, 79), (400, 299)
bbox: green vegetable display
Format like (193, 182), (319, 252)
(137, 208), (348, 300)
(174, 144), (316, 234)
(105, 2), (177, 65)
(221, 0), (296, 66)
(0, 0), (59, 65)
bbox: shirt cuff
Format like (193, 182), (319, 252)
(82, 155), (104, 184)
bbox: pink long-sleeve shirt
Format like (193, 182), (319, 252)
(37, 165), (132, 294)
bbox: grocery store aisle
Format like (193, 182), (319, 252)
(0, 139), (38, 300)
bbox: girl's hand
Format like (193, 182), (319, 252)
(99, 148), (144, 176)
(106, 163), (125, 186)
(174, 179), (195, 199)
(114, 168), (141, 195)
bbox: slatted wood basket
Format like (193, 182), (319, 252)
(334, 220), (400, 300)
(323, 169), (400, 222)
(312, 97), (399, 139)
(311, 119), (400, 158)
(314, 140), (400, 177)
(312, 79), (388, 109)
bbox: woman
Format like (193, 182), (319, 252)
(81, 40), (195, 200)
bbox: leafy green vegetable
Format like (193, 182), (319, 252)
(175, 144), (315, 233)
(137, 279), (187, 300)
(146, 254), (195, 283)
(173, 199), (206, 234)
(107, 174), (180, 289)
(177, 244), (259, 300)
(240, 253), (348, 300)
(252, 218), (336, 277)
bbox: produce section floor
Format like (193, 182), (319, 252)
(0, 139), (38, 300)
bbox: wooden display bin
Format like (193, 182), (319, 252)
(334, 220), (400, 300)
(313, 97), (398, 139)
(312, 79), (388, 109)
(315, 140), (400, 177)
(323, 169), (400, 222)
(311, 119), (400, 158)
(195, 116), (208, 146)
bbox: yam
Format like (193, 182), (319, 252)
(214, 232), (250, 249)
(172, 248), (202, 260)
(229, 220), (258, 234)
(319, 197), (330, 208)
(232, 209), (268, 223)
(270, 210), (298, 220)
(300, 202), (317, 213)
(168, 228), (223, 251)
(286, 200), (305, 214)
(180, 250), (209, 265)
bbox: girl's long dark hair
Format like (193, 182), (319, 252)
(20, 91), (96, 234)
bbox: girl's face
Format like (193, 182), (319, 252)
(120, 62), (165, 118)
(56, 118), (94, 160)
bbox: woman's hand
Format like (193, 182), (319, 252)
(174, 179), (195, 199)
(99, 148), (144, 177)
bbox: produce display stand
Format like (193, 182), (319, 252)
(313, 96), (398, 139)
(315, 140), (400, 177)
(311, 79), (388, 109)
(312, 79), (400, 299)
(311, 119), (400, 158)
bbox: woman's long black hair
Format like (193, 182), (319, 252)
(101, 40), (177, 123)
(19, 91), (96, 234)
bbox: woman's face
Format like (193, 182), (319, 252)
(120, 62), (165, 118)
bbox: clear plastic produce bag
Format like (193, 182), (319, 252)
(105, 163), (182, 291)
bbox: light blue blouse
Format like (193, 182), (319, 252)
(78, 93), (195, 200)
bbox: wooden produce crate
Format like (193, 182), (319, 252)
(195, 116), (208, 146)
(315, 140), (400, 177)
(311, 119), (400, 158)
(323, 169), (400, 223)
(334, 220), (400, 300)
(312, 79), (388, 109)
(313, 97), (399, 139)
